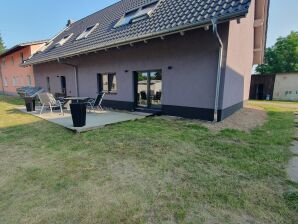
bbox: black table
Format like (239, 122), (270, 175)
(64, 97), (89, 103)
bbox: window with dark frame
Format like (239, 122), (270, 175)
(11, 56), (14, 65)
(76, 24), (98, 40)
(114, 1), (159, 28)
(46, 76), (51, 92)
(97, 73), (117, 94)
(20, 52), (24, 63)
(56, 33), (73, 47)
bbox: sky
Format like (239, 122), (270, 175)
(0, 0), (297, 49)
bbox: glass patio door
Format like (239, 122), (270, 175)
(136, 71), (162, 109)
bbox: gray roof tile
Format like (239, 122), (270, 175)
(26, 0), (251, 65)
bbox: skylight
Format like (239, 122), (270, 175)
(114, 1), (158, 28)
(55, 33), (73, 47)
(76, 23), (99, 40)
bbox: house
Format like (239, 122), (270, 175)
(250, 73), (298, 102)
(0, 40), (47, 95)
(273, 73), (298, 101)
(0, 64), (3, 93)
(24, 0), (269, 121)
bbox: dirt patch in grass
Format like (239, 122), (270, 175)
(202, 104), (267, 132)
(160, 103), (267, 132)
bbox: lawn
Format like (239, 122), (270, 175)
(0, 95), (297, 224)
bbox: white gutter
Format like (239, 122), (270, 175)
(211, 19), (223, 122)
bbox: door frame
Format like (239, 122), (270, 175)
(60, 76), (67, 95)
(133, 70), (162, 109)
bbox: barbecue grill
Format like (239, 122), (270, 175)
(17, 86), (44, 98)
(17, 86), (44, 112)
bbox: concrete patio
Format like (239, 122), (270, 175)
(18, 106), (150, 133)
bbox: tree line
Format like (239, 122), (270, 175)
(0, 33), (5, 54)
(256, 31), (298, 74)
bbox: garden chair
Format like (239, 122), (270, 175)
(38, 92), (64, 115)
(154, 91), (162, 102)
(87, 92), (105, 112)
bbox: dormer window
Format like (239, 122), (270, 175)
(114, 1), (158, 28)
(55, 33), (73, 47)
(76, 23), (99, 40)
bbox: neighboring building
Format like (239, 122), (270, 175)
(249, 73), (298, 101)
(0, 41), (47, 95)
(273, 73), (298, 101)
(24, 0), (269, 121)
(0, 63), (3, 94)
(249, 74), (276, 100)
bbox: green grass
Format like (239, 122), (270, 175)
(0, 95), (297, 223)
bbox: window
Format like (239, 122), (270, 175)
(114, 9), (139, 28)
(1, 57), (5, 65)
(46, 77), (51, 92)
(114, 1), (158, 28)
(98, 73), (117, 94)
(27, 75), (32, 86)
(55, 33), (73, 47)
(3, 77), (8, 87)
(20, 52), (24, 63)
(11, 56), (14, 65)
(285, 91), (289, 95)
(12, 76), (17, 86)
(76, 24), (98, 40)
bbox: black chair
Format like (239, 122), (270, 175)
(154, 91), (162, 102)
(140, 91), (147, 100)
(87, 92), (105, 111)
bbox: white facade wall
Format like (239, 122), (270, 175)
(273, 73), (298, 101)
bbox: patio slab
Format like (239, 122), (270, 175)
(294, 129), (298, 140)
(18, 106), (149, 133)
(290, 141), (298, 155)
(287, 157), (298, 183)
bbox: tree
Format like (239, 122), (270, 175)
(256, 31), (298, 74)
(0, 33), (5, 54)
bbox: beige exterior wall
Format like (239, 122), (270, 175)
(30, 44), (45, 55)
(220, 0), (255, 108)
(273, 73), (298, 101)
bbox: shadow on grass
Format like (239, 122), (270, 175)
(0, 94), (24, 106)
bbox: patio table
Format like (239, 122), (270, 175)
(63, 97), (90, 111)
(64, 97), (90, 104)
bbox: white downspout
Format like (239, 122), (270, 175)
(211, 19), (223, 122)
(57, 58), (79, 97)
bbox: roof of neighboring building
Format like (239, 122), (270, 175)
(0, 40), (48, 58)
(25, 0), (252, 65)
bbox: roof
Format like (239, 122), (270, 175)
(25, 0), (252, 65)
(0, 40), (49, 58)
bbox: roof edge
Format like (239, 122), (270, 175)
(24, 9), (249, 66)
(0, 40), (49, 58)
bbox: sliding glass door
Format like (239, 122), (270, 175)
(135, 70), (162, 109)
